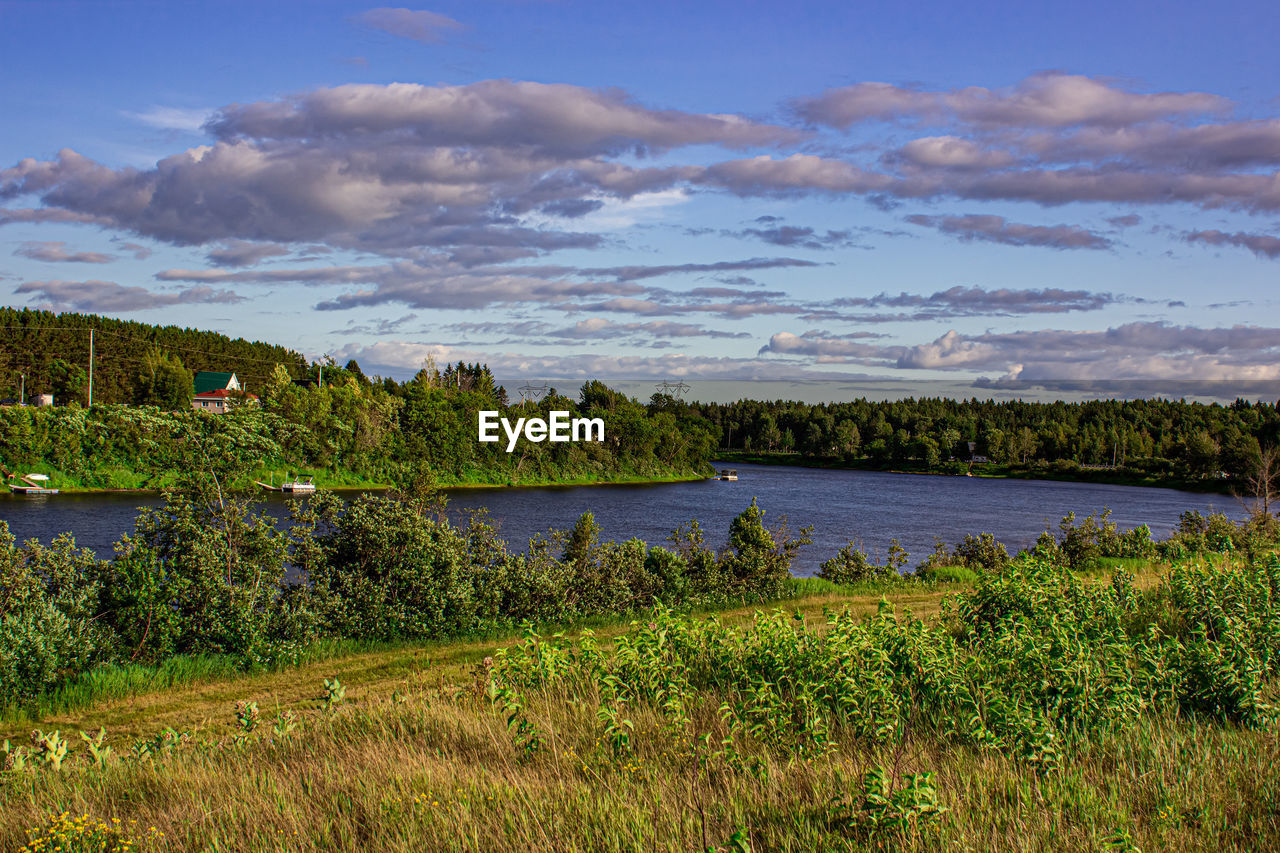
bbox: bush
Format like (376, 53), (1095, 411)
(818, 542), (882, 584)
(0, 528), (110, 706)
(951, 532), (1010, 571)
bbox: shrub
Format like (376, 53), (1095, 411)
(818, 542), (887, 584)
(0, 527), (110, 706)
(950, 532), (1010, 571)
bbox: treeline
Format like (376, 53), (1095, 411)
(0, 368), (716, 488)
(0, 307), (307, 405)
(691, 396), (1280, 481)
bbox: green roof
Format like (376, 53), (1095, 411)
(193, 371), (236, 395)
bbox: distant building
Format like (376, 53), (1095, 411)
(193, 388), (257, 415)
(193, 371), (241, 395)
(192, 372), (253, 414)
(36, 393), (53, 407)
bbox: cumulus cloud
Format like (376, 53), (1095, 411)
(1107, 214), (1142, 228)
(355, 7), (463, 44)
(332, 339), (859, 383)
(904, 214), (1113, 250)
(894, 136), (1016, 169)
(125, 106), (212, 132)
(758, 321), (1280, 384)
(1185, 229), (1280, 259)
(331, 314), (421, 336)
(15, 241), (115, 263)
(15, 279), (243, 312)
(545, 318), (750, 340)
(835, 285), (1116, 317)
(152, 256), (815, 312)
(115, 241), (153, 260)
(572, 257), (819, 281)
(205, 80), (797, 154)
(794, 71), (1227, 129)
(0, 80), (795, 259)
(733, 224), (855, 250)
(1019, 120), (1280, 169)
(897, 323), (1280, 380)
(4, 71), (1279, 282)
(759, 331), (902, 363)
(205, 240), (294, 267)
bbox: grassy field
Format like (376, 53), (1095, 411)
(1, 562), (1276, 852)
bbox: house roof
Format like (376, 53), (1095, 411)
(194, 389), (257, 401)
(193, 371), (237, 395)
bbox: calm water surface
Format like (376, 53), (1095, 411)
(0, 464), (1245, 575)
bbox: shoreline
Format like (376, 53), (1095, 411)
(15, 469), (712, 496)
(711, 451), (1237, 495)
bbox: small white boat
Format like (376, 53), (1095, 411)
(716, 469), (738, 481)
(280, 475), (316, 493)
(256, 474), (316, 493)
(8, 473), (59, 494)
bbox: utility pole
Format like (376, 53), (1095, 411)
(88, 329), (94, 407)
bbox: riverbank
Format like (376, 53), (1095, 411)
(714, 450), (1235, 494)
(4, 464), (712, 495)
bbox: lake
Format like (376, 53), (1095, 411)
(0, 464), (1246, 575)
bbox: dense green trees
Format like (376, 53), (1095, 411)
(0, 307), (306, 405)
(0, 361), (717, 488)
(131, 351), (194, 410)
(693, 396), (1280, 483)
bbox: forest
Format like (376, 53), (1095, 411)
(694, 396), (1280, 485)
(0, 307), (306, 406)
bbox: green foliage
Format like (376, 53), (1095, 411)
(0, 527), (109, 705)
(234, 700), (260, 734)
(699, 394), (1280, 485)
(30, 729), (68, 771)
(951, 532), (1011, 571)
(0, 306), (306, 405)
(1030, 510), (1157, 570)
(322, 677), (346, 714)
(818, 542), (887, 584)
(487, 545), (1280, 772)
(836, 766), (948, 839)
(78, 727), (112, 766)
(131, 350), (193, 410)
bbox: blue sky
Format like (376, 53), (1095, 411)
(2, 0), (1279, 400)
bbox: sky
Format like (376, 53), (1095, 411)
(2, 0), (1280, 402)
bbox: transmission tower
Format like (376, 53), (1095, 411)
(654, 380), (691, 399)
(516, 381), (549, 403)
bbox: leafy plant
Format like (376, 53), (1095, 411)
(322, 677), (346, 714)
(78, 728), (112, 767)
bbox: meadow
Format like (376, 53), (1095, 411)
(2, 508), (1277, 852)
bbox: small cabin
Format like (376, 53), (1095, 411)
(193, 388), (257, 415)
